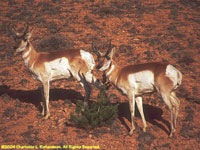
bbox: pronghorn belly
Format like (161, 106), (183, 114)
(45, 57), (71, 80)
(128, 71), (155, 95)
(116, 86), (128, 95)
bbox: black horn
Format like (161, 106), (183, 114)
(92, 41), (101, 58)
(24, 24), (29, 34)
(104, 40), (112, 57)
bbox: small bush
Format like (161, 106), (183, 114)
(70, 75), (118, 129)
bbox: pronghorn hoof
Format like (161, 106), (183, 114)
(41, 111), (45, 116)
(128, 130), (134, 136)
(169, 133), (173, 138)
(169, 128), (176, 137)
(44, 114), (50, 119)
(128, 132), (133, 136)
(169, 131), (175, 138)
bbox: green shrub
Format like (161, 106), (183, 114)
(70, 75), (118, 129)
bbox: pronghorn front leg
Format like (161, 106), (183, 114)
(42, 79), (50, 119)
(136, 97), (147, 132)
(127, 91), (136, 135)
(83, 81), (91, 103)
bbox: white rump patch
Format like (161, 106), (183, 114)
(80, 50), (95, 70)
(99, 60), (111, 72)
(85, 72), (96, 83)
(166, 64), (182, 87)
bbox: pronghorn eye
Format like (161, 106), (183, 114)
(96, 65), (101, 69)
(105, 55), (110, 60)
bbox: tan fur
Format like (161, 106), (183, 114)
(14, 26), (97, 119)
(96, 47), (182, 137)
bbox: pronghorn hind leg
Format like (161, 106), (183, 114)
(170, 91), (180, 131)
(83, 81), (91, 103)
(160, 92), (176, 137)
(136, 97), (147, 132)
(127, 91), (136, 135)
(78, 72), (91, 103)
(168, 92), (180, 137)
(169, 109), (176, 137)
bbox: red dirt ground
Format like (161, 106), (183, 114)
(0, 0), (200, 149)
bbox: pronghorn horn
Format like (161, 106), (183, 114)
(92, 41), (101, 58)
(24, 24), (29, 34)
(104, 39), (112, 57)
(24, 25), (34, 40)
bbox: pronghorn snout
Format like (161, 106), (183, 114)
(13, 45), (18, 50)
(96, 64), (101, 70)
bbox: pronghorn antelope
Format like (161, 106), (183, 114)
(93, 43), (182, 137)
(12, 25), (99, 119)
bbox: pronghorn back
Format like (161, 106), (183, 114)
(117, 62), (168, 84)
(115, 62), (182, 95)
(33, 49), (94, 72)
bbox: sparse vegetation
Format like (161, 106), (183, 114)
(70, 75), (118, 129)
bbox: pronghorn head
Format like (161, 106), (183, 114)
(93, 40), (115, 72)
(12, 25), (34, 53)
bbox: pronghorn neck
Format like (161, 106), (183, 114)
(22, 42), (37, 68)
(22, 42), (35, 57)
(105, 61), (119, 85)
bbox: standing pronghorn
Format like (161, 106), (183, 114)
(12, 25), (99, 119)
(93, 42), (182, 137)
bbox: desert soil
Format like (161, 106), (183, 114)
(0, 0), (200, 150)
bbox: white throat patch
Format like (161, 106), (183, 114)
(22, 46), (31, 58)
(16, 41), (28, 52)
(99, 60), (111, 72)
(106, 64), (115, 76)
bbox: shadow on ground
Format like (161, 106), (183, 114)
(118, 102), (171, 135)
(0, 85), (83, 111)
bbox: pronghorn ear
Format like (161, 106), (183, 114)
(25, 27), (34, 40)
(10, 25), (22, 38)
(108, 47), (115, 60)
